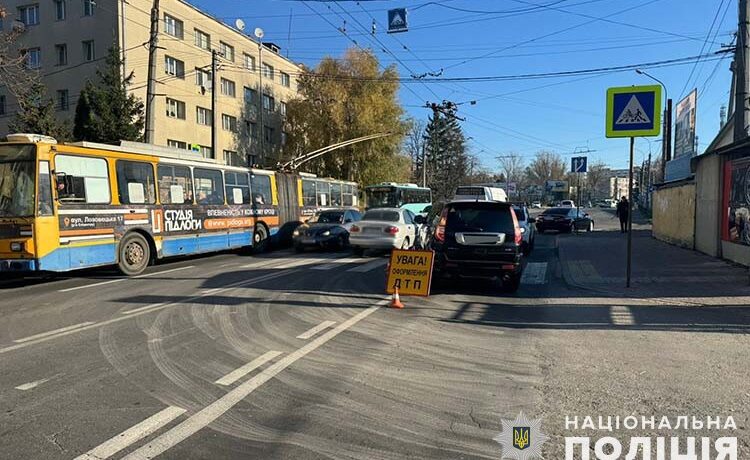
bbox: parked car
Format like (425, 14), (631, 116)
(512, 204), (536, 255)
(429, 200), (524, 292)
(531, 201), (542, 209)
(349, 208), (422, 255)
(561, 200), (575, 208)
(293, 208), (362, 251)
(536, 207), (594, 233)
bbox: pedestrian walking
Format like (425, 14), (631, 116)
(616, 196), (629, 233)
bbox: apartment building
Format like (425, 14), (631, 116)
(0, 0), (302, 166)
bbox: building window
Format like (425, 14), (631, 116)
(164, 55), (185, 78)
(0, 95), (6, 115)
(55, 44), (67, 66)
(194, 29), (210, 50)
(281, 131), (287, 146)
(18, 4), (40, 26)
(57, 90), (69, 111)
(82, 0), (95, 16)
(222, 114), (238, 132)
(262, 94), (274, 112)
(82, 40), (95, 61)
(196, 106), (211, 126)
(264, 126), (274, 143)
(219, 42), (234, 62)
(116, 160), (156, 205)
(195, 68), (211, 88)
(220, 78), (236, 97)
(243, 53), (255, 71)
(199, 146), (213, 159)
(248, 121), (258, 139)
(280, 72), (290, 87)
(167, 139), (187, 149)
(262, 63), (274, 80)
(55, 155), (110, 204)
(244, 87), (257, 104)
(24, 48), (41, 69)
(166, 98), (186, 119)
(163, 14), (183, 39)
(279, 101), (287, 117)
(158, 164), (193, 204)
(55, 0), (66, 20)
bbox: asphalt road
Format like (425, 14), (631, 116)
(0, 207), (748, 459)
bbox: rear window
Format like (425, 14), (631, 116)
(542, 208), (571, 216)
(445, 202), (513, 233)
(362, 210), (400, 222)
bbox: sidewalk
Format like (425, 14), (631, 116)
(559, 229), (750, 301)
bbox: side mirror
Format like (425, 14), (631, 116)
(414, 215), (426, 225)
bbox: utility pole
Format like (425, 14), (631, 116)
(663, 98), (673, 180)
(257, 40), (265, 166)
(144, 0), (159, 144)
(211, 49), (218, 158)
(735, 0), (750, 141)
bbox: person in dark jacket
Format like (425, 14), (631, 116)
(616, 197), (629, 233)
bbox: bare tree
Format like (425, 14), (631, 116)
(586, 161), (609, 199)
(403, 118), (426, 184)
(0, 8), (36, 100)
(497, 151), (525, 185)
(524, 150), (566, 186)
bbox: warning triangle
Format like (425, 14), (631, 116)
(390, 13), (405, 27)
(616, 95), (651, 125)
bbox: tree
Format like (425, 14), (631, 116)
(586, 161), (610, 200)
(424, 105), (469, 201)
(404, 119), (426, 184)
(283, 48), (409, 185)
(497, 152), (525, 185)
(524, 150), (566, 186)
(0, 7), (35, 101)
(73, 46), (145, 143)
(9, 81), (71, 140)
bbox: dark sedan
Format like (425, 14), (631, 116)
(293, 208), (362, 251)
(535, 207), (594, 233)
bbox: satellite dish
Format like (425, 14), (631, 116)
(254, 27), (264, 39)
(235, 19), (245, 31)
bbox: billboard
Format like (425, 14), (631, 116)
(724, 157), (750, 245)
(673, 89), (697, 159)
(545, 180), (568, 193)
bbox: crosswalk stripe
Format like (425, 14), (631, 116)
(347, 259), (388, 273)
(311, 257), (368, 270)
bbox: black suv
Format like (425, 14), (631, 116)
(429, 200), (524, 292)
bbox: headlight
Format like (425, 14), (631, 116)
(10, 242), (22, 252)
(520, 227), (526, 234)
(293, 229), (300, 236)
(321, 230), (331, 236)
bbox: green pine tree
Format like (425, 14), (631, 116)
(423, 106), (468, 201)
(73, 46), (145, 143)
(9, 81), (71, 140)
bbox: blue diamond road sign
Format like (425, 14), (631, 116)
(388, 8), (408, 34)
(571, 156), (587, 173)
(605, 85), (662, 138)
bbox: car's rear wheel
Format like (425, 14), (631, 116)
(117, 232), (150, 276)
(253, 224), (269, 253)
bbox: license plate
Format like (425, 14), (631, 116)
(364, 227), (381, 234)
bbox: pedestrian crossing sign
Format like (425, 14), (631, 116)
(606, 85), (662, 138)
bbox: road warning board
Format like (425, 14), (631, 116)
(385, 249), (434, 297)
(605, 85), (662, 138)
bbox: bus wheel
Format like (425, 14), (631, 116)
(118, 232), (150, 276)
(253, 224), (269, 253)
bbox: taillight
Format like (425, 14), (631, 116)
(350, 225), (361, 233)
(510, 208), (522, 245)
(384, 226), (399, 235)
(434, 208), (448, 243)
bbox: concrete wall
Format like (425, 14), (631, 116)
(694, 154), (722, 257)
(652, 182), (696, 248)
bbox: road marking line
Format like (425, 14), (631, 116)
(134, 265), (195, 278)
(121, 303), (384, 460)
(521, 262), (548, 285)
(296, 320), (336, 339)
(215, 350), (283, 386)
(15, 377), (51, 391)
(610, 305), (635, 325)
(0, 270), (296, 355)
(311, 257), (365, 270)
(121, 302), (167, 315)
(347, 259), (387, 272)
(74, 406), (186, 460)
(58, 279), (124, 293)
(13, 322), (95, 343)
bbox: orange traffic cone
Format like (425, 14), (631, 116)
(390, 288), (404, 309)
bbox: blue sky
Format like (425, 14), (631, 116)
(188, 0), (736, 170)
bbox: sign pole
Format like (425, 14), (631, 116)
(626, 136), (634, 288)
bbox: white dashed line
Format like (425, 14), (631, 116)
(215, 350), (283, 386)
(296, 320), (337, 339)
(58, 279), (125, 293)
(13, 322), (95, 343)
(15, 377), (52, 391)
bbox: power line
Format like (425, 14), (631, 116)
(678, 0), (729, 100)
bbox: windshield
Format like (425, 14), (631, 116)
(445, 203), (514, 233)
(0, 145), (36, 218)
(366, 188), (398, 208)
(362, 210), (400, 222)
(309, 211), (344, 224)
(542, 208), (572, 216)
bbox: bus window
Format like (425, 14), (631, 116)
(302, 179), (316, 207)
(157, 164), (193, 204)
(194, 168), (225, 205)
(55, 154), (110, 204)
(250, 174), (272, 205)
(316, 181), (330, 206)
(225, 171), (250, 205)
(38, 161), (53, 216)
(330, 183), (342, 206)
(117, 160), (156, 204)
(343, 184), (354, 206)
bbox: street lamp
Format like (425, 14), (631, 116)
(635, 69), (672, 181)
(255, 27), (265, 165)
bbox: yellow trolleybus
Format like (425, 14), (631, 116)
(0, 134), (357, 275)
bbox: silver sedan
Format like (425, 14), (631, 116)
(349, 208), (420, 255)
